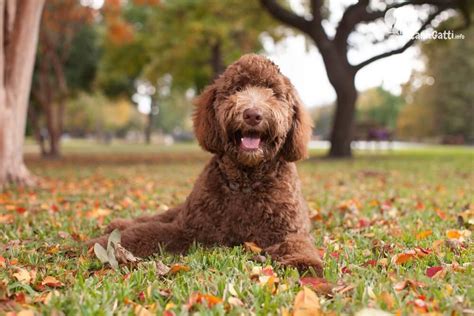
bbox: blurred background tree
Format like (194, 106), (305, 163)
(30, 0), (97, 158)
(397, 19), (474, 143)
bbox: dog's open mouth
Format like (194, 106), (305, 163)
(235, 131), (263, 151)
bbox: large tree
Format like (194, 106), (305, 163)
(261, 0), (470, 157)
(0, 0), (45, 187)
(31, 0), (95, 158)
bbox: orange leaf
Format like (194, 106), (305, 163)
(446, 230), (461, 239)
(41, 276), (64, 288)
(169, 264), (190, 274)
(0, 214), (14, 224)
(392, 252), (415, 265)
(415, 230), (432, 240)
(244, 242), (262, 254)
(0, 256), (6, 268)
(435, 209), (447, 220)
(186, 292), (223, 309)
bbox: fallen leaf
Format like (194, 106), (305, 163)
(415, 230), (432, 240)
(355, 308), (392, 316)
(393, 279), (425, 291)
(293, 287), (321, 316)
(186, 292), (223, 309)
(13, 267), (32, 284)
(244, 241), (262, 254)
(228, 296), (244, 307)
(86, 207), (111, 219)
(0, 256), (6, 268)
(426, 266), (443, 278)
(446, 229), (461, 239)
(0, 214), (14, 224)
(16, 310), (35, 316)
(155, 260), (171, 276)
(114, 243), (141, 265)
(41, 276), (64, 288)
(133, 304), (154, 316)
(299, 277), (333, 297)
(169, 264), (190, 274)
(93, 243), (109, 264)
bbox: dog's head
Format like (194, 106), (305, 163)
(193, 54), (312, 167)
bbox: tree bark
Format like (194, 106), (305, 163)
(329, 81), (358, 157)
(0, 0), (45, 187)
(210, 40), (225, 79)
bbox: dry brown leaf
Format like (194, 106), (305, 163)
(13, 267), (32, 284)
(155, 260), (171, 276)
(41, 276), (64, 288)
(114, 243), (141, 264)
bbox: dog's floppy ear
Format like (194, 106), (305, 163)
(281, 85), (313, 162)
(193, 83), (222, 153)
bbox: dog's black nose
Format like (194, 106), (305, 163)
(243, 108), (263, 126)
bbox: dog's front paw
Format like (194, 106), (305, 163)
(104, 218), (133, 233)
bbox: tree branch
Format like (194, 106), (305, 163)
(259, 0), (311, 33)
(354, 8), (444, 70)
(334, 0), (467, 53)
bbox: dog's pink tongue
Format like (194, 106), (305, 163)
(241, 137), (260, 149)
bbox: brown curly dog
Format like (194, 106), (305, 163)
(88, 54), (323, 275)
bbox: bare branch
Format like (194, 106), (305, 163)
(354, 8), (444, 70)
(334, 0), (467, 53)
(259, 0), (311, 33)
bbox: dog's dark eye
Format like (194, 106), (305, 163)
(235, 86), (243, 92)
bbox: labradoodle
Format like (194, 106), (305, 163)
(88, 54), (323, 275)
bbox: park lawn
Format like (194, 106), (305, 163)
(0, 143), (473, 315)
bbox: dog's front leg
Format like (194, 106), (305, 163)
(88, 221), (191, 258)
(104, 207), (182, 233)
(265, 234), (323, 277)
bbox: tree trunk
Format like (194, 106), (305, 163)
(0, 0), (45, 187)
(329, 81), (358, 157)
(315, 42), (357, 158)
(28, 105), (47, 156)
(145, 111), (153, 145)
(210, 40), (225, 79)
(44, 104), (62, 158)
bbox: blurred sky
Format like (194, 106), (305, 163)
(84, 0), (429, 108)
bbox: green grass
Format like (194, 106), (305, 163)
(1, 142), (473, 315)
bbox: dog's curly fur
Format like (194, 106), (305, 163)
(88, 54), (323, 275)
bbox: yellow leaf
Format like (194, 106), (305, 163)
(133, 304), (153, 316)
(415, 230), (432, 240)
(293, 287), (321, 316)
